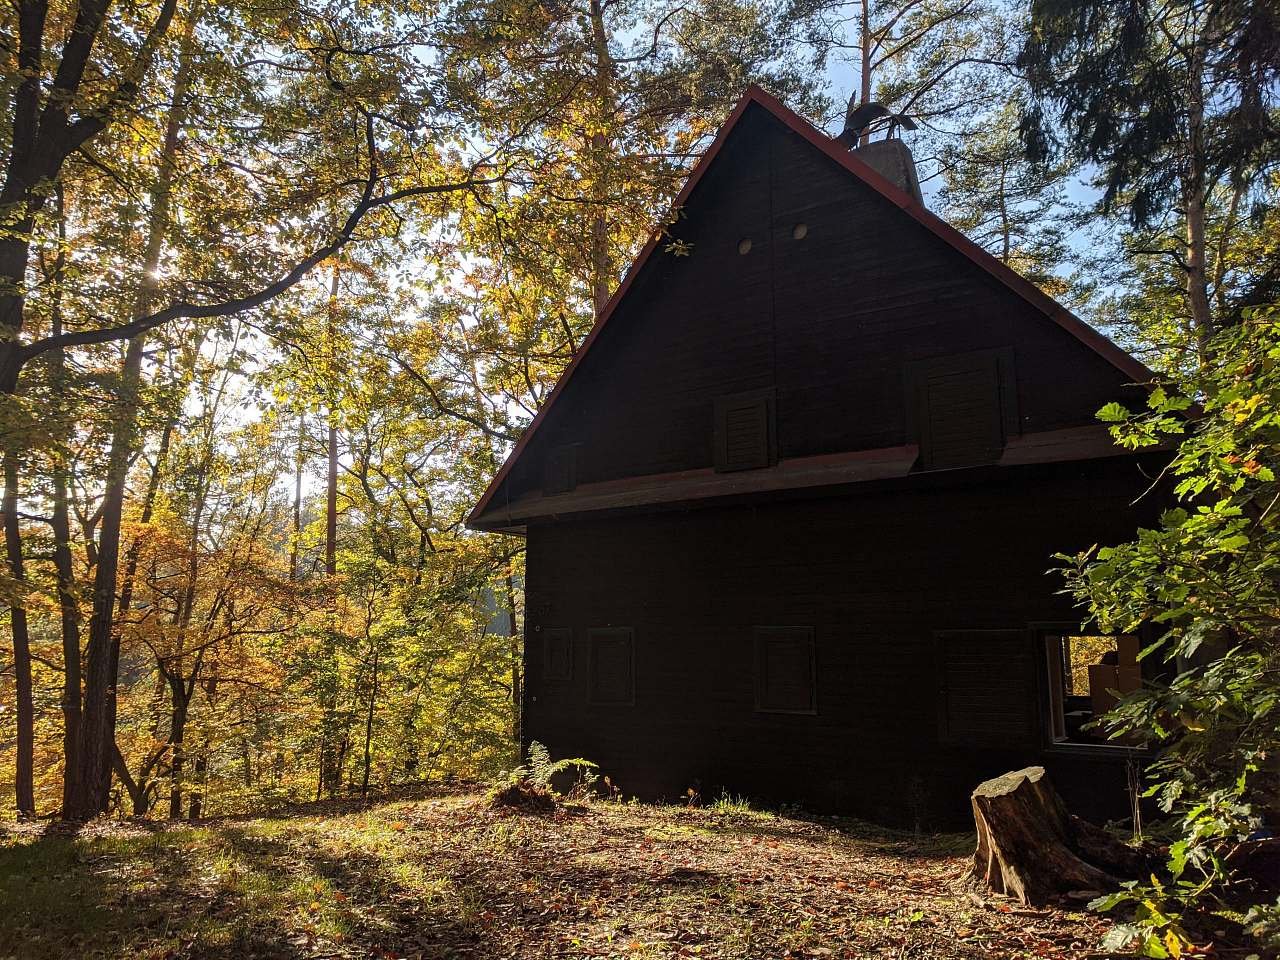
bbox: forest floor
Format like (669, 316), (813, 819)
(0, 786), (1114, 959)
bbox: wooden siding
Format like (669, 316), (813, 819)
(521, 456), (1165, 827)
(486, 103), (1143, 514)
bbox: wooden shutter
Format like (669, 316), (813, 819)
(907, 349), (1016, 470)
(934, 629), (1036, 747)
(543, 444), (578, 495)
(541, 628), (572, 682)
(588, 627), (634, 705)
(714, 389), (775, 472)
(754, 626), (817, 714)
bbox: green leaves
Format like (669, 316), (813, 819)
(1064, 306), (1280, 955)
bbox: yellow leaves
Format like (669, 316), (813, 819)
(1225, 393), (1266, 424)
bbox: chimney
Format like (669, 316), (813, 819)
(853, 138), (923, 205)
(836, 99), (924, 205)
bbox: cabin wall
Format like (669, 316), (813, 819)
(500, 104), (1140, 504)
(521, 456), (1162, 827)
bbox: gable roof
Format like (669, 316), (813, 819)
(467, 85), (1152, 531)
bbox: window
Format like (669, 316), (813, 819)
(1043, 633), (1140, 747)
(754, 626), (816, 714)
(714, 388), (775, 473)
(541, 628), (572, 683)
(906, 348), (1016, 470)
(934, 629), (1036, 747)
(588, 627), (634, 705)
(543, 444), (578, 495)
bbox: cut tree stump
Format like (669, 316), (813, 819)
(965, 766), (1152, 906)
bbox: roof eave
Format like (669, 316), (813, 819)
(466, 85), (1155, 531)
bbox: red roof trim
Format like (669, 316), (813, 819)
(467, 85), (1153, 529)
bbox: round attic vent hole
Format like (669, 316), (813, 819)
(793, 222), (808, 240)
(737, 238), (752, 255)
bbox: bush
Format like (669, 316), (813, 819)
(489, 741), (598, 811)
(1060, 305), (1280, 957)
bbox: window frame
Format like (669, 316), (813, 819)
(587, 626), (635, 707)
(933, 627), (1038, 747)
(540, 627), (573, 684)
(713, 387), (777, 473)
(1030, 622), (1147, 756)
(904, 347), (1017, 470)
(753, 625), (818, 716)
(543, 443), (579, 495)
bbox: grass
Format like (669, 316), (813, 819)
(0, 787), (1110, 959)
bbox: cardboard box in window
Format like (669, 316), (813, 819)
(1116, 635), (1140, 667)
(1088, 664), (1142, 718)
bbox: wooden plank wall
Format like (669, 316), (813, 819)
(498, 104), (1143, 505)
(522, 456), (1165, 827)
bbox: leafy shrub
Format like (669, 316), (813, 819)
(1061, 306), (1280, 957)
(489, 741), (598, 811)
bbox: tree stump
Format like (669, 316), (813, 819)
(965, 766), (1143, 905)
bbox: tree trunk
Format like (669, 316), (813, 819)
(319, 260), (342, 798)
(327, 418), (337, 576)
(859, 0), (873, 146)
(966, 766), (1148, 905)
(361, 646), (378, 798)
(70, 9), (200, 818)
(189, 746), (207, 819)
(76, 334), (146, 817)
(53, 416), (81, 813)
(48, 186), (82, 815)
(291, 414), (303, 580)
(167, 674), (191, 820)
(505, 566), (521, 750)
(1183, 45), (1212, 366)
(587, 0), (616, 317)
(4, 445), (34, 818)
(112, 745), (152, 818)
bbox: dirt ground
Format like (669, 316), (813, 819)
(0, 787), (1114, 959)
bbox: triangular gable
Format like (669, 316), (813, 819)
(468, 86), (1151, 530)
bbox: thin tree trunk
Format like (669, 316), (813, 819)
(587, 0), (616, 317)
(115, 417), (173, 624)
(71, 8), (201, 818)
(167, 675), (190, 820)
(291, 414), (303, 580)
(4, 446), (34, 818)
(361, 646), (378, 798)
(505, 566), (521, 750)
(1183, 47), (1212, 366)
(859, 0), (873, 146)
(327, 418), (337, 576)
(47, 186), (83, 814)
(112, 745), (149, 817)
(998, 160), (1011, 263)
(189, 742), (207, 819)
(320, 260), (342, 797)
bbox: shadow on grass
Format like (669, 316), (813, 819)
(0, 829), (203, 959)
(672, 806), (974, 860)
(0, 795), (979, 960)
(0, 820), (495, 960)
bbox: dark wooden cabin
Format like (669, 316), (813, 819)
(468, 87), (1163, 827)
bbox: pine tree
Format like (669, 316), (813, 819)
(1018, 0), (1280, 364)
